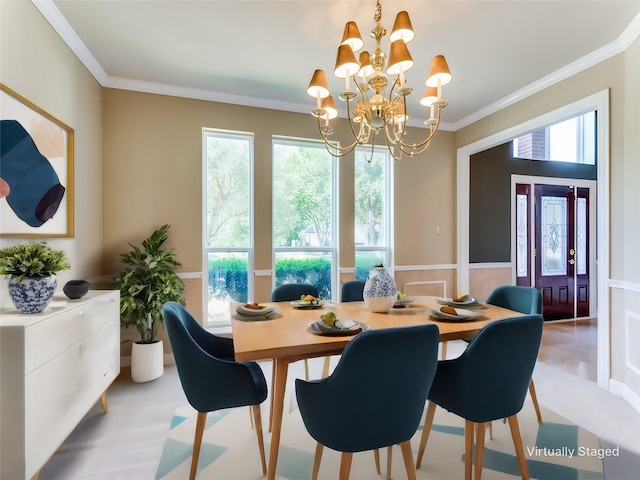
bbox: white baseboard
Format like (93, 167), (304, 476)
(609, 378), (640, 413)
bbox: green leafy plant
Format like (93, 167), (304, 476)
(108, 224), (185, 344)
(0, 242), (70, 282)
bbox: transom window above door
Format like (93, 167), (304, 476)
(513, 110), (596, 165)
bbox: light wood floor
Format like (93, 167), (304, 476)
(538, 317), (597, 381)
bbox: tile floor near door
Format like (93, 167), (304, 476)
(40, 319), (640, 480)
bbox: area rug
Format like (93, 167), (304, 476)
(155, 398), (605, 480)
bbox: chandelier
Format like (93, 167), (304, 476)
(306, 0), (453, 161)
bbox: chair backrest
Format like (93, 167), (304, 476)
(486, 285), (542, 315)
(341, 280), (365, 302)
(271, 283), (319, 302)
(295, 324), (440, 452)
(430, 314), (543, 422)
(162, 302), (267, 412)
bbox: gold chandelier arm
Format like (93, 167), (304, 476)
(394, 108), (443, 155)
(344, 90), (368, 143)
(316, 115), (359, 158)
(381, 128), (404, 161)
(359, 128), (378, 163)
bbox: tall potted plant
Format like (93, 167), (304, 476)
(108, 224), (185, 382)
(0, 242), (70, 313)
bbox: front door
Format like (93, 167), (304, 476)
(534, 184), (590, 319)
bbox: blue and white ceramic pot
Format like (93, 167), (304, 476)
(8, 275), (57, 314)
(363, 266), (397, 313)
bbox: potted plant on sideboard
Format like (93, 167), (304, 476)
(108, 224), (185, 382)
(0, 241), (70, 314)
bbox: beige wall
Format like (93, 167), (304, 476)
(101, 89), (456, 307)
(0, 0), (103, 310)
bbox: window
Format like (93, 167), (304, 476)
(354, 147), (393, 280)
(272, 138), (337, 299)
(203, 129), (253, 327)
(513, 110), (596, 164)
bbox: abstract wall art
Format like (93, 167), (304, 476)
(0, 84), (74, 237)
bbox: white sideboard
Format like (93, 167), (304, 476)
(0, 290), (120, 480)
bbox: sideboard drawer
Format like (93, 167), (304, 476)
(24, 291), (118, 375)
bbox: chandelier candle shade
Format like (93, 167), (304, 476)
(306, 0), (453, 161)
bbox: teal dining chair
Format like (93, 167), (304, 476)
(416, 314), (543, 480)
(162, 302), (268, 480)
(341, 280), (365, 302)
(295, 324), (440, 480)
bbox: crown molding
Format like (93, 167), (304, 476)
(32, 0), (109, 85)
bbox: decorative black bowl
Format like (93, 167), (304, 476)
(63, 279), (91, 299)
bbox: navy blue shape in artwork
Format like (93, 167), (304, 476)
(0, 119), (65, 227)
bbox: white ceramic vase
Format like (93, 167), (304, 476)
(131, 340), (164, 382)
(363, 266), (397, 313)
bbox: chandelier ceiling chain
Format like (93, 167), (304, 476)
(306, 0), (453, 161)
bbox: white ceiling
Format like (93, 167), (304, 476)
(40, 0), (640, 130)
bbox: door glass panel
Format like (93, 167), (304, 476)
(516, 193), (528, 278)
(541, 195), (567, 276)
(577, 197), (587, 275)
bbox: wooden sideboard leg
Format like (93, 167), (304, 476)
(30, 470), (39, 480)
(100, 391), (109, 413)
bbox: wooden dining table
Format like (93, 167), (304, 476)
(230, 296), (524, 480)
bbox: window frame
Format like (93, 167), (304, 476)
(271, 136), (339, 300)
(202, 128), (255, 330)
(354, 146), (394, 278)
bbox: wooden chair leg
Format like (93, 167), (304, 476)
(386, 445), (393, 480)
(416, 401), (437, 468)
(507, 415), (530, 480)
(312, 443), (324, 480)
(528, 380), (544, 424)
(251, 405), (267, 476)
(474, 422), (485, 480)
(487, 421), (493, 440)
(339, 452), (353, 480)
(373, 449), (381, 474)
(440, 341), (448, 359)
(304, 359), (310, 380)
(269, 359), (276, 432)
(322, 356), (332, 378)
(190, 411), (207, 480)
(464, 420), (473, 480)
(400, 440), (417, 480)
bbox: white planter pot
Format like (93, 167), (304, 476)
(131, 340), (164, 383)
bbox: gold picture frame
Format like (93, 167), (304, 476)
(0, 83), (74, 237)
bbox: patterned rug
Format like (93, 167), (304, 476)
(155, 398), (605, 480)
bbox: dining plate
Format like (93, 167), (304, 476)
(428, 307), (482, 322)
(309, 320), (370, 336)
(438, 297), (481, 307)
(291, 299), (325, 309)
(393, 299), (414, 308)
(236, 304), (278, 316)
